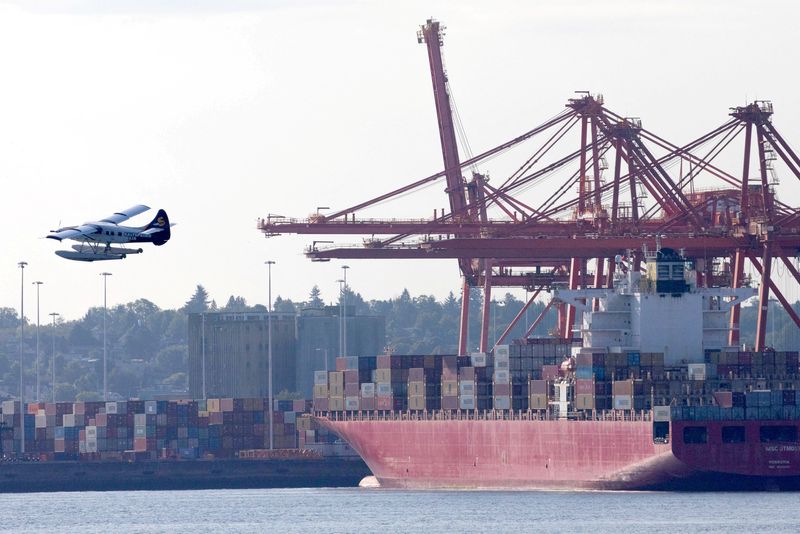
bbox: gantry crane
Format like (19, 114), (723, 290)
(260, 19), (800, 355)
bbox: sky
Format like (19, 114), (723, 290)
(1, 0), (800, 321)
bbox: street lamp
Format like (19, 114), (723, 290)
(335, 278), (345, 358)
(18, 261), (27, 455)
(201, 312), (206, 400)
(30, 281), (43, 402)
(100, 272), (112, 401)
(341, 265), (349, 358)
(265, 260), (276, 450)
(32, 281), (43, 402)
(49, 313), (59, 403)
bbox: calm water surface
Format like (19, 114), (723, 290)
(0, 488), (797, 533)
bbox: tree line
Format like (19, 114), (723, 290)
(0, 284), (797, 402)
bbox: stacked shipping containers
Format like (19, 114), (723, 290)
(0, 398), (309, 459)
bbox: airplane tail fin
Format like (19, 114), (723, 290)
(145, 209), (171, 245)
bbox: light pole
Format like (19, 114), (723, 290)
(201, 312), (206, 400)
(32, 281), (43, 402)
(100, 272), (112, 401)
(341, 265), (349, 358)
(265, 260), (275, 450)
(335, 278), (345, 358)
(524, 289), (529, 333)
(18, 261), (27, 455)
(49, 313), (59, 403)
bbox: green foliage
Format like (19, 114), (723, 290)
(0, 283), (796, 403)
(183, 285), (210, 313)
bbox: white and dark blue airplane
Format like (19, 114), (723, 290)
(47, 205), (173, 261)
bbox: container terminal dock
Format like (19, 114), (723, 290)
(0, 398), (368, 492)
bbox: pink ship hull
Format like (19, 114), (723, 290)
(320, 417), (800, 490)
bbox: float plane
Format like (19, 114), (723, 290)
(47, 205), (173, 261)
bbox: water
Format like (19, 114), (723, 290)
(0, 488), (797, 533)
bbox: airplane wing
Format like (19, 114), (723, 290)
(47, 223), (101, 241)
(100, 205), (150, 225)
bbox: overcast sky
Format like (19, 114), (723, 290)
(1, 0), (799, 321)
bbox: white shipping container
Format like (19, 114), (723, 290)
(314, 371), (329, 385)
(134, 414), (147, 426)
(2, 400), (16, 414)
(376, 383), (392, 397)
(86, 439), (98, 453)
(494, 345), (510, 360)
(35, 414), (47, 428)
(653, 406), (671, 421)
(470, 352), (487, 367)
(459, 396), (476, 410)
(105, 402), (118, 414)
(688, 363), (706, 381)
(360, 383), (375, 398)
(86, 426), (97, 438)
(63, 413), (75, 427)
(459, 382), (475, 395)
(494, 359), (510, 370)
(145, 401), (158, 414)
(493, 396), (511, 410)
(494, 370), (510, 384)
(613, 395), (632, 410)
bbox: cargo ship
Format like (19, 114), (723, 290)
(314, 248), (800, 490)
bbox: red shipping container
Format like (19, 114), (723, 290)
(576, 379), (594, 395)
(375, 397), (393, 410)
(542, 365), (560, 380)
(409, 368), (424, 382)
(344, 370), (360, 384)
(335, 357), (347, 371)
(529, 380), (547, 395)
(360, 397), (375, 411)
(713, 391), (733, 408)
(377, 355), (391, 369)
(493, 383), (510, 396)
(441, 396), (458, 410)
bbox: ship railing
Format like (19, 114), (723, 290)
(316, 409), (653, 423)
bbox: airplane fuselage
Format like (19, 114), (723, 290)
(67, 222), (161, 245)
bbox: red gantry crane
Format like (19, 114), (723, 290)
(259, 19), (800, 355)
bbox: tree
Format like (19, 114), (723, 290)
(222, 295), (248, 312)
(308, 285), (324, 308)
(0, 307), (20, 328)
(183, 285), (210, 313)
(274, 297), (297, 313)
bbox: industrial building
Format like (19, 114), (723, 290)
(188, 309), (384, 399)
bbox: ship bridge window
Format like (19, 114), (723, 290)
(683, 426), (708, 444)
(722, 426), (746, 443)
(760, 425), (798, 443)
